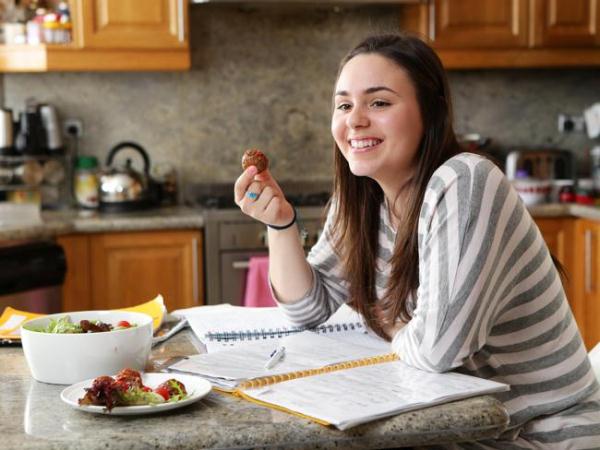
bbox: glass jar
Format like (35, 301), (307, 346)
(74, 155), (99, 209)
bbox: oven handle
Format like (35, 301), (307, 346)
(232, 261), (250, 270)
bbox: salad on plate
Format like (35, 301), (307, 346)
(78, 368), (188, 411)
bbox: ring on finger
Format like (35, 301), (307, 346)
(245, 191), (259, 200)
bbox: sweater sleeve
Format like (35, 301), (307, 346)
(392, 156), (511, 372)
(274, 203), (350, 328)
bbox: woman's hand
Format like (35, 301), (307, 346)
(234, 166), (294, 227)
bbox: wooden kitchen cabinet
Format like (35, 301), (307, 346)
(535, 217), (576, 305)
(572, 219), (600, 350)
(426, 0), (530, 49)
(0, 0), (189, 72)
(536, 217), (600, 350)
(401, 0), (600, 68)
(58, 229), (203, 313)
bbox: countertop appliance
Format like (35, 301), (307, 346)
(0, 241), (66, 316)
(99, 141), (159, 212)
(505, 148), (575, 180)
(189, 181), (331, 306)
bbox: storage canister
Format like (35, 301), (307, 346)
(74, 155), (99, 209)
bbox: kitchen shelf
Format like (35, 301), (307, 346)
(0, 43), (189, 72)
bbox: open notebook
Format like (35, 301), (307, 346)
(169, 331), (509, 430)
(171, 303), (378, 352)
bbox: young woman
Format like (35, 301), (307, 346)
(234, 34), (600, 448)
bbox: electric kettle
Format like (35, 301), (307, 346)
(98, 142), (158, 212)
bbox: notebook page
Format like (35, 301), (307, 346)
(168, 331), (389, 388)
(172, 303), (371, 352)
(241, 360), (509, 430)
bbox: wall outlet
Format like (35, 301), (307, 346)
(557, 114), (585, 133)
(63, 119), (84, 138)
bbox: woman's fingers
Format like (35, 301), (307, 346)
(234, 166), (258, 204)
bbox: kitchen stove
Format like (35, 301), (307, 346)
(187, 181), (332, 306)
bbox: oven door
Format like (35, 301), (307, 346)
(219, 251), (268, 306)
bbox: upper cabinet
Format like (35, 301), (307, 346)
(0, 0), (189, 72)
(431, 0), (530, 49)
(402, 0), (600, 68)
(78, 0), (186, 49)
(531, 0), (600, 47)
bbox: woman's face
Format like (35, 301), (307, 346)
(331, 53), (424, 191)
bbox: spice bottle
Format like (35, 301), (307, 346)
(74, 155), (99, 209)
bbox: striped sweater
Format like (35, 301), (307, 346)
(276, 153), (600, 448)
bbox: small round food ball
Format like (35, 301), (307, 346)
(242, 149), (269, 173)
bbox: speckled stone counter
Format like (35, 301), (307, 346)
(1, 330), (509, 450)
(0, 203), (599, 244)
(0, 206), (204, 242)
(528, 203), (600, 221)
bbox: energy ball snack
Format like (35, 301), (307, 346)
(242, 149), (269, 174)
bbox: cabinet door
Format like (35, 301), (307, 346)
(78, 0), (187, 49)
(535, 218), (576, 312)
(574, 220), (600, 350)
(531, 0), (600, 47)
(429, 0), (529, 48)
(57, 234), (93, 312)
(90, 230), (203, 312)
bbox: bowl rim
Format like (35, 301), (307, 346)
(21, 310), (153, 335)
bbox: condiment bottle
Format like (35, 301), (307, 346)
(74, 155), (99, 209)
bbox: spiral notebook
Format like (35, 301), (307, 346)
(169, 331), (509, 430)
(171, 303), (379, 352)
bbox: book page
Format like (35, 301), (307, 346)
(242, 360), (509, 430)
(169, 331), (390, 388)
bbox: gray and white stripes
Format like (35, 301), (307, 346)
(276, 153), (600, 448)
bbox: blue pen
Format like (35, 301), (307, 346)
(264, 346), (286, 369)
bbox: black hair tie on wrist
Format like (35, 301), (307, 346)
(267, 206), (297, 230)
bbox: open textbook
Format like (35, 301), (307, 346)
(171, 303), (382, 352)
(169, 331), (509, 430)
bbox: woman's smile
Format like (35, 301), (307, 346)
(349, 137), (383, 153)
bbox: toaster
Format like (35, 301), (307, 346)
(505, 149), (575, 180)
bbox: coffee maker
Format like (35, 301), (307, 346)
(14, 101), (64, 156)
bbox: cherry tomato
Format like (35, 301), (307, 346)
(154, 386), (170, 401)
(117, 320), (131, 328)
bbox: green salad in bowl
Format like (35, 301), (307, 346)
(25, 315), (137, 334)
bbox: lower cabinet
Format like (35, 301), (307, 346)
(57, 229), (203, 313)
(572, 220), (600, 350)
(536, 217), (599, 350)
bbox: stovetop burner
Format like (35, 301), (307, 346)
(187, 181), (332, 210)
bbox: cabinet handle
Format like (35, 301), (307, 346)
(585, 230), (593, 294)
(192, 237), (199, 304)
(428, 0), (436, 42)
(178, 0), (185, 43)
(232, 261), (250, 270)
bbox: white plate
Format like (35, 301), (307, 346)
(60, 372), (211, 415)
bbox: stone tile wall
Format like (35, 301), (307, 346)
(2, 5), (599, 195)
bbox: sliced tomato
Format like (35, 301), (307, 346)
(154, 386), (170, 401)
(117, 320), (131, 328)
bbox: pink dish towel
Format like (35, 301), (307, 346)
(242, 256), (277, 307)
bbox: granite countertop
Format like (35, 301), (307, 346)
(1, 330), (510, 450)
(0, 206), (205, 242)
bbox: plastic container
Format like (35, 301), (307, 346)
(512, 178), (551, 206)
(74, 155), (99, 209)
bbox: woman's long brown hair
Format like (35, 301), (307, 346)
(329, 34), (461, 340)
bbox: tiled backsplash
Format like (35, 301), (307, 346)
(3, 5), (599, 192)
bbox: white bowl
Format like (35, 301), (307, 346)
(21, 311), (153, 385)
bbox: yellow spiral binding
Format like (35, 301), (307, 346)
(238, 352), (399, 390)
